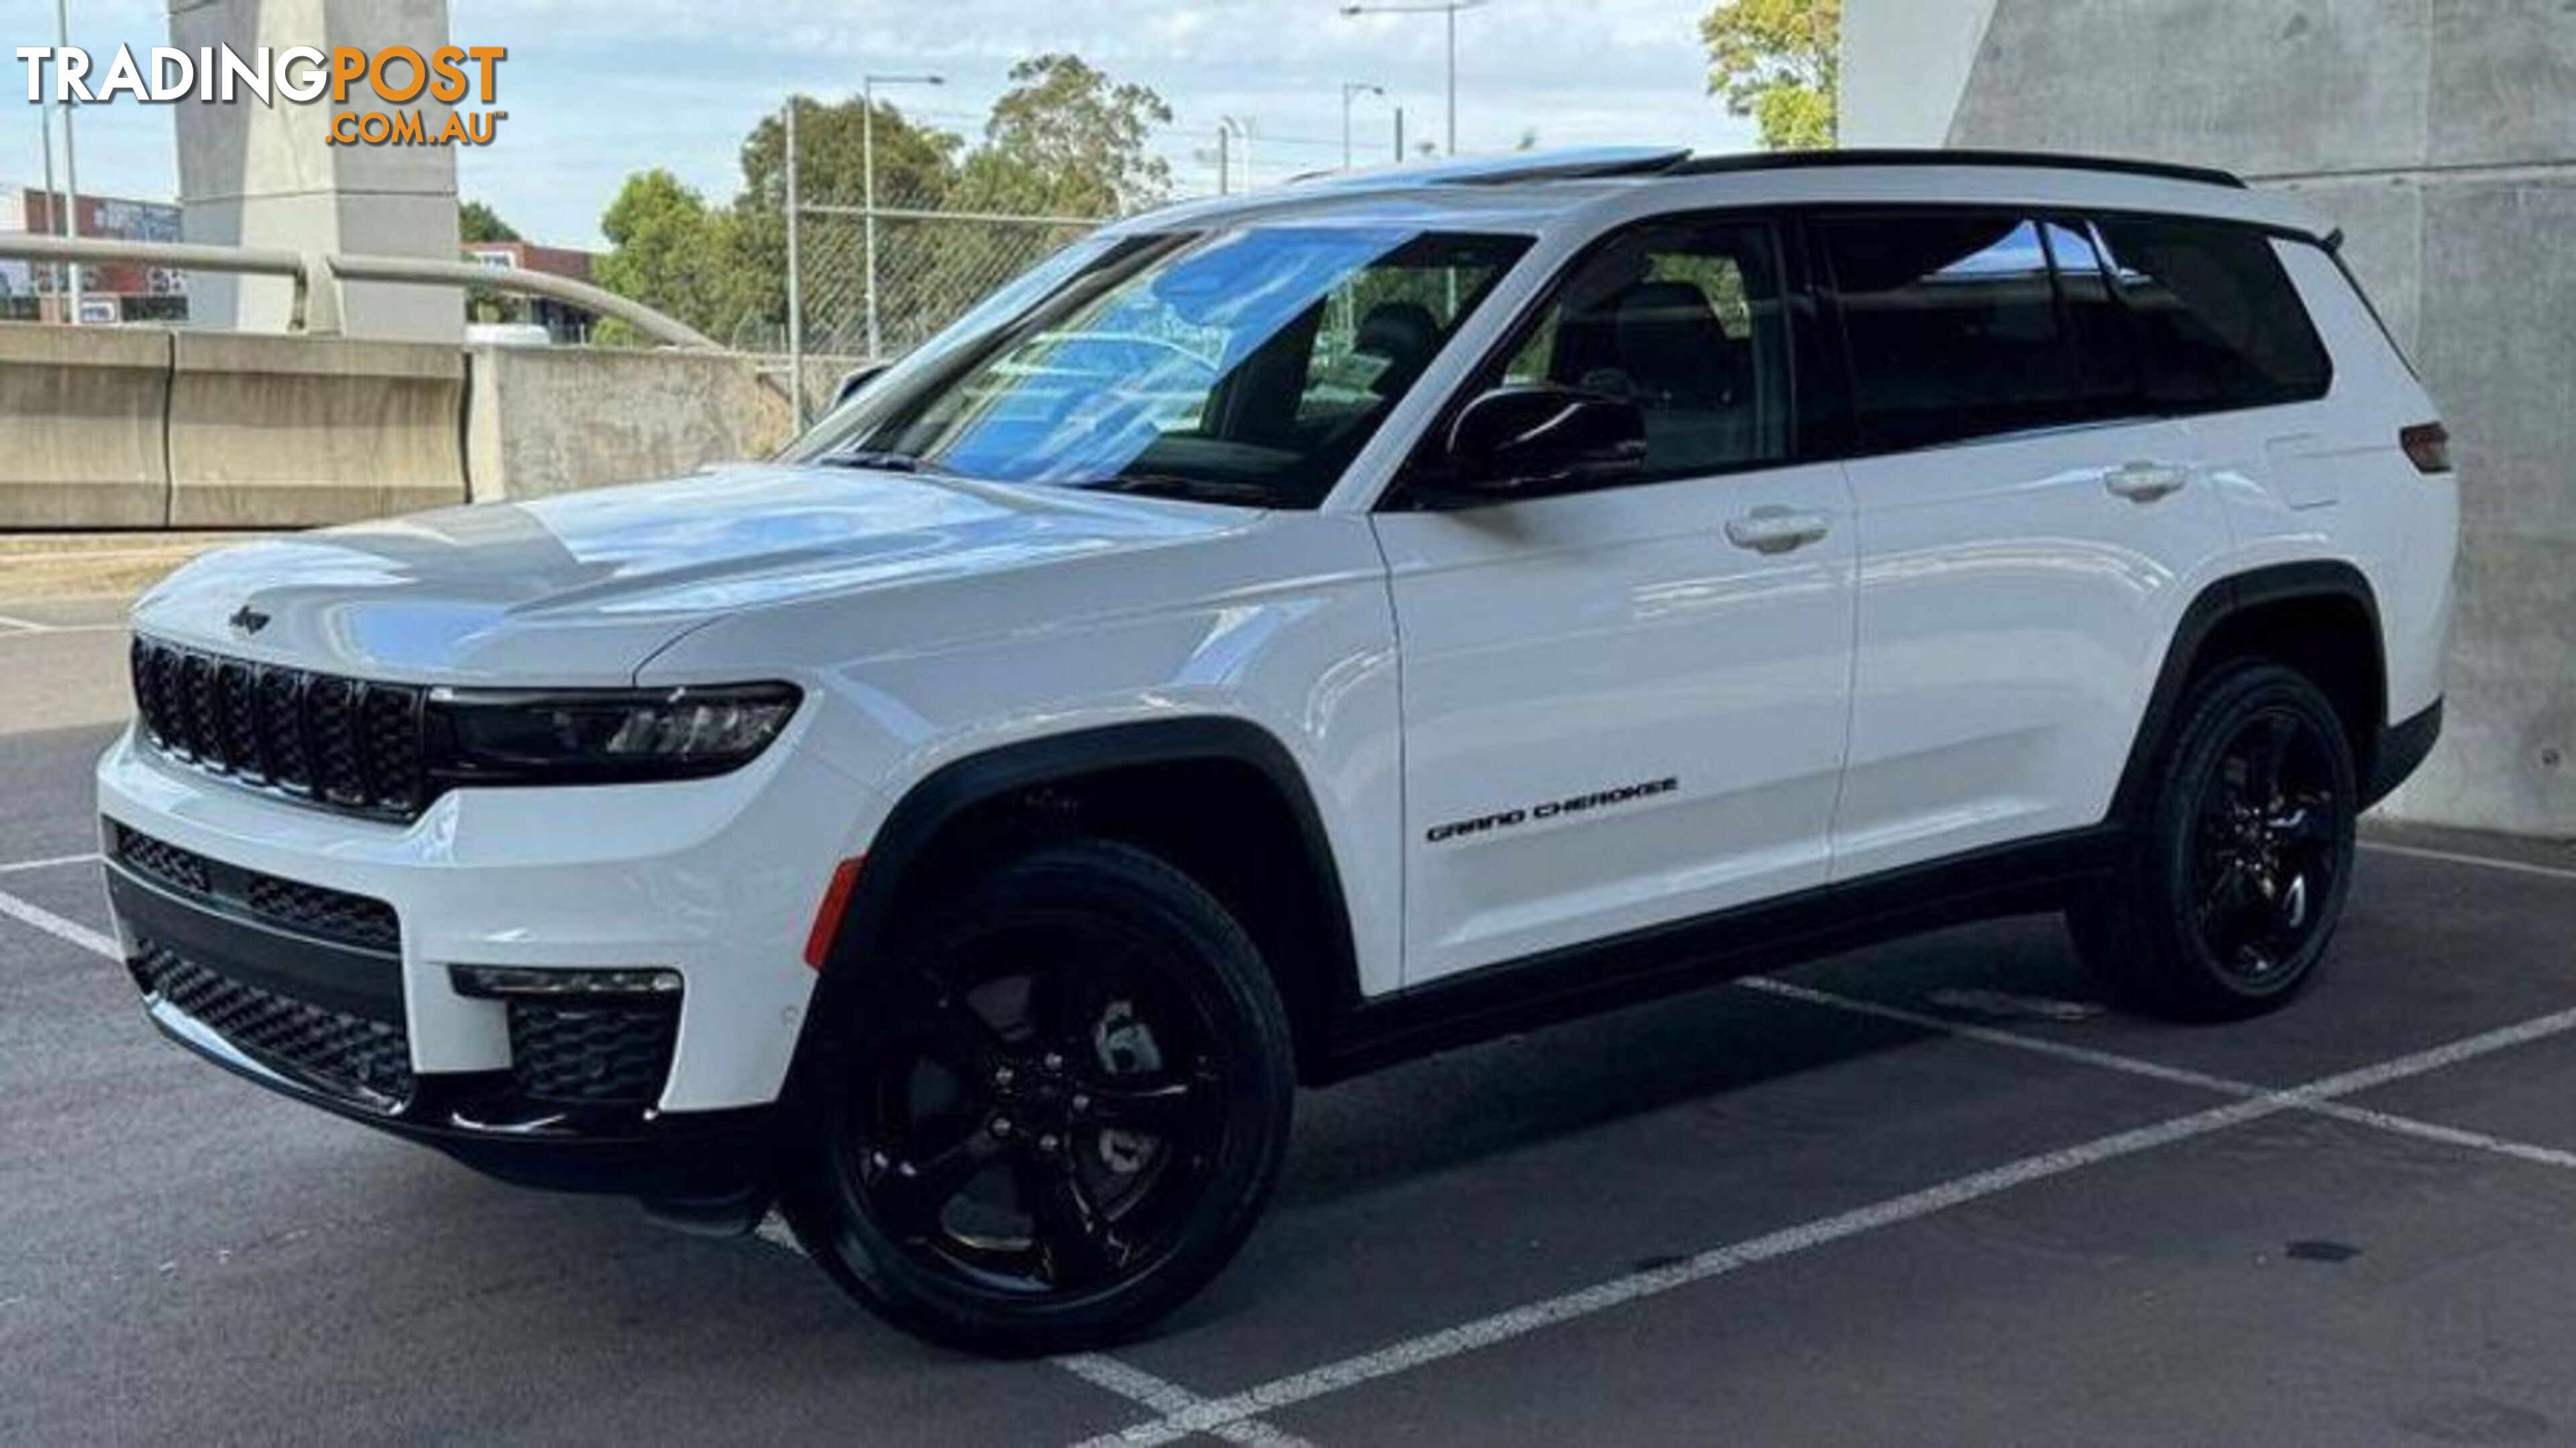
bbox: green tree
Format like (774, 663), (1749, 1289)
(458, 199), (521, 243)
(963, 54), (1173, 216)
(589, 54), (1174, 354)
(1700, 0), (1839, 150)
(594, 169), (746, 343)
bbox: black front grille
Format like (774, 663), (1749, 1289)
(113, 827), (211, 897)
(135, 942), (415, 1107)
(508, 1001), (680, 1107)
(130, 636), (428, 819)
(113, 823), (400, 954)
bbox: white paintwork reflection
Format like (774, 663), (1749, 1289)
(1378, 461), (1856, 982)
(1831, 419), (2226, 877)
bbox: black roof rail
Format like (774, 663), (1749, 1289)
(1288, 146), (1695, 190)
(1665, 148), (2248, 190)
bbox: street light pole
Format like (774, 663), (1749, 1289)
(1336, 1), (1483, 156)
(861, 72), (943, 361)
(56, 0), (83, 323)
(1340, 82), (1383, 170)
(1444, 4), (1458, 156)
(1221, 116), (1255, 192)
(38, 99), (59, 317)
(784, 99), (803, 427)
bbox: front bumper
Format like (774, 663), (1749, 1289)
(144, 980), (778, 1203)
(95, 712), (885, 1211)
(104, 842), (784, 1207)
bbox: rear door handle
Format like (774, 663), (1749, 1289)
(1724, 506), (1832, 555)
(2104, 461), (2190, 503)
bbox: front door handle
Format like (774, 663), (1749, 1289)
(1725, 506), (1833, 555)
(2104, 461), (2190, 503)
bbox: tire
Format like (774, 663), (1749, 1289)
(2071, 661), (2359, 1021)
(780, 838), (1295, 1355)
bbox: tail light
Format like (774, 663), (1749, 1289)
(2401, 422), (2453, 476)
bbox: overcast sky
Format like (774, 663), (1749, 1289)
(13, 1), (1754, 247)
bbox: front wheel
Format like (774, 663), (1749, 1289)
(2072, 661), (2359, 1021)
(782, 840), (1295, 1355)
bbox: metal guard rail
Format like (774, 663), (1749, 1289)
(0, 232), (720, 351)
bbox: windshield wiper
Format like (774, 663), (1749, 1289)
(816, 448), (926, 473)
(1079, 473), (1277, 506)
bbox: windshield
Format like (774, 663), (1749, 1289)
(785, 226), (1531, 508)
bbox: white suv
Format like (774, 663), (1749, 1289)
(98, 148), (2455, 1353)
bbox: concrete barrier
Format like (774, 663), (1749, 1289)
(168, 332), (469, 527)
(0, 323), (849, 528)
(464, 345), (796, 503)
(0, 325), (172, 528)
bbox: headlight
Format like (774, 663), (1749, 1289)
(426, 683), (801, 785)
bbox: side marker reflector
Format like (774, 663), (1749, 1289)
(804, 856), (865, 970)
(2401, 421), (2453, 476)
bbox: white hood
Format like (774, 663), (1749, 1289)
(132, 465), (1248, 685)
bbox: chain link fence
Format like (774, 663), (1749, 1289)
(790, 178), (1105, 372)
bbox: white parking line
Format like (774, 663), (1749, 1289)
(1054, 1355), (1316, 1448)
(0, 886), (118, 960)
(2363, 839), (2576, 885)
(0, 852), (100, 875)
(1743, 977), (2576, 1171)
(0, 622), (129, 638)
(1076, 1003), (2576, 1446)
(749, 1213), (1309, 1443)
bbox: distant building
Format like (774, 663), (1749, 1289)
(460, 239), (603, 343)
(1, 184), (187, 324)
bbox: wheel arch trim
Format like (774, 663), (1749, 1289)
(789, 715), (1363, 1098)
(2108, 558), (2385, 825)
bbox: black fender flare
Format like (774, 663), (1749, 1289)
(2105, 559), (2385, 825)
(782, 716), (1362, 1111)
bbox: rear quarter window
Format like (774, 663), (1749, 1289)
(2092, 216), (2331, 411)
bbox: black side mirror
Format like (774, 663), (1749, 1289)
(1443, 384), (1648, 500)
(832, 361), (892, 410)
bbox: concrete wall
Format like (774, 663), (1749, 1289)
(1846, 0), (2576, 838)
(464, 345), (797, 503)
(0, 323), (812, 525)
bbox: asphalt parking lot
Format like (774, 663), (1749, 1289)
(9, 592), (2576, 1445)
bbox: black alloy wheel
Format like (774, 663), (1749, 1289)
(2186, 703), (2346, 985)
(2072, 661), (2359, 1020)
(784, 840), (1294, 1354)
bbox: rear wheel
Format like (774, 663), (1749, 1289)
(2072, 661), (2358, 1020)
(782, 839), (1294, 1355)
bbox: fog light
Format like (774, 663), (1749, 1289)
(451, 965), (683, 999)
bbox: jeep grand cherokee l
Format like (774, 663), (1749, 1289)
(98, 147), (2453, 1353)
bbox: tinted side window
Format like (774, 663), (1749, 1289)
(1497, 219), (1792, 482)
(2044, 220), (2141, 415)
(2092, 217), (2330, 410)
(1821, 215), (2073, 451)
